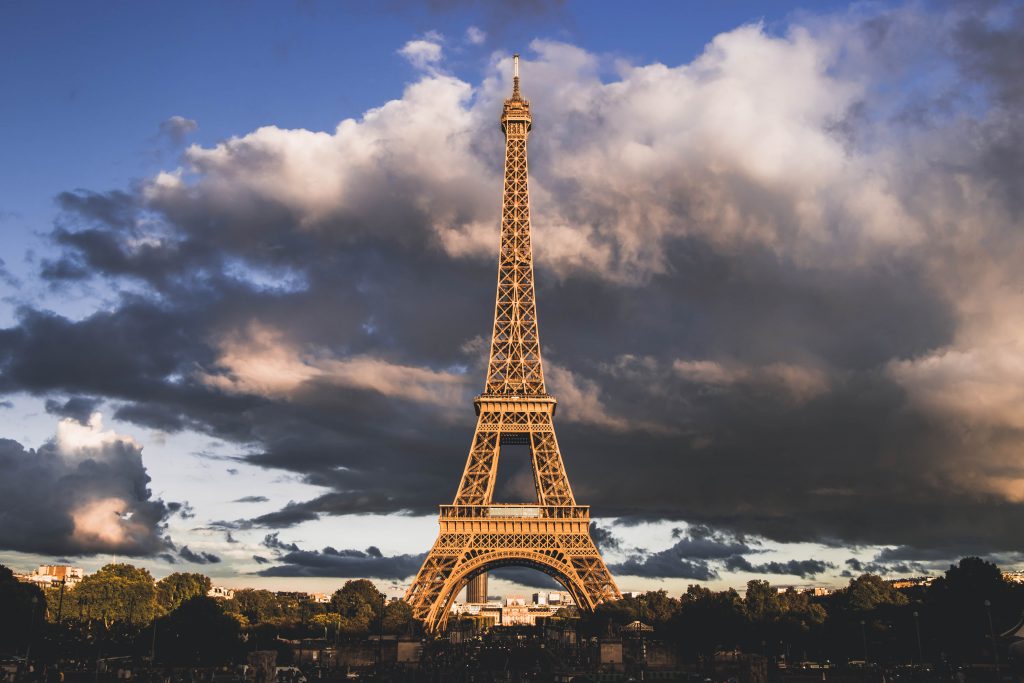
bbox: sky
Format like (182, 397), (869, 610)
(1, 0), (1024, 600)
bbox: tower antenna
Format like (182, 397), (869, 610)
(512, 53), (521, 99)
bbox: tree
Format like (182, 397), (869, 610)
(672, 584), (746, 659)
(638, 590), (680, 626)
(311, 612), (341, 637)
(228, 589), (284, 625)
(847, 574), (907, 612)
(927, 557), (1018, 662)
(330, 580), (384, 634)
(745, 580), (782, 622)
(382, 599), (413, 634)
(155, 596), (240, 666)
(156, 572), (211, 615)
(0, 565), (45, 655)
(66, 563), (157, 626)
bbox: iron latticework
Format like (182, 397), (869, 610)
(405, 56), (621, 632)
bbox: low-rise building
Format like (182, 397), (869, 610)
(16, 565), (84, 589)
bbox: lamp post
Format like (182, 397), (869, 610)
(860, 620), (868, 664)
(984, 600), (1000, 677)
(912, 611), (923, 665)
(25, 595), (39, 660)
(376, 593), (385, 681)
(56, 578), (67, 624)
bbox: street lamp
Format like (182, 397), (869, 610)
(912, 611), (923, 665)
(25, 595), (39, 661)
(984, 600), (1000, 677)
(860, 620), (868, 664)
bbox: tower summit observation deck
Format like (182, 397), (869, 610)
(404, 55), (621, 632)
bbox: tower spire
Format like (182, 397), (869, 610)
(487, 53), (540, 396)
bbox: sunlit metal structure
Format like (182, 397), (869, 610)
(405, 55), (621, 633)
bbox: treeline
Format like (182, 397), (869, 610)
(0, 564), (412, 666)
(576, 557), (1024, 666)
(4, 556), (1023, 668)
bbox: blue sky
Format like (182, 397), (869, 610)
(2, 0), (1024, 599)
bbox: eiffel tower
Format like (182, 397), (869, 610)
(405, 55), (621, 632)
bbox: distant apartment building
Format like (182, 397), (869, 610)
(16, 565), (85, 589)
(1003, 571), (1024, 584)
(774, 586), (835, 596)
(208, 586), (236, 599)
(889, 577), (936, 589)
(533, 591), (574, 606)
(450, 591), (573, 627)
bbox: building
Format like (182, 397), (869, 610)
(1003, 571), (1024, 584)
(449, 594), (566, 627)
(208, 586), (235, 599)
(774, 586), (835, 596)
(467, 574), (488, 603)
(889, 577), (936, 589)
(16, 565), (84, 589)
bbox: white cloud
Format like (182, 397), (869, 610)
(57, 411), (140, 455)
(399, 37), (444, 71)
(465, 26), (486, 45)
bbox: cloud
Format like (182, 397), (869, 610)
(199, 322), (469, 408)
(0, 413), (171, 556)
(610, 526), (754, 579)
(399, 36), (443, 71)
(589, 523), (620, 553)
(44, 396), (104, 425)
(178, 545), (222, 564)
(261, 532), (299, 553)
(465, 26), (486, 45)
(725, 556), (834, 578)
(3, 2), (1024, 565)
(673, 359), (829, 403)
(256, 539), (426, 579)
(157, 116), (198, 146)
(233, 495), (270, 503)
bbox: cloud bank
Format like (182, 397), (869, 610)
(2, 2), (1024, 567)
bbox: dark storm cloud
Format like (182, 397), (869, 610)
(610, 526), (756, 579)
(726, 556), (834, 579)
(2, 0), (1024, 570)
(179, 546), (221, 564)
(233, 496), (270, 503)
(842, 557), (923, 577)
(261, 532), (299, 553)
(44, 396), (102, 424)
(252, 555), (270, 564)
(589, 523), (620, 553)
(488, 567), (562, 590)
(0, 433), (171, 556)
(611, 554), (717, 581)
(257, 542), (426, 579)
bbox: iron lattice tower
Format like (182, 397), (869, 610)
(405, 55), (621, 632)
